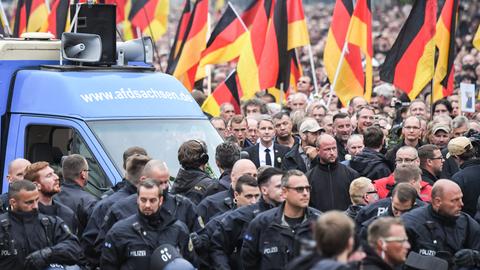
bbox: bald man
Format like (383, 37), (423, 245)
(306, 134), (359, 212)
(197, 159), (258, 225)
(1, 158), (31, 212)
(402, 180), (480, 268)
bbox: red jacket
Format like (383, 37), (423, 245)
(373, 173), (432, 202)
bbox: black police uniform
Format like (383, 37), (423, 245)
(0, 210), (83, 270)
(95, 191), (199, 252)
(0, 193), (8, 213)
(402, 205), (480, 262)
(241, 203), (321, 270)
(100, 209), (195, 270)
(203, 170), (231, 198)
(171, 168), (215, 204)
(54, 179), (98, 236)
(197, 188), (235, 225)
(82, 180), (137, 266)
(210, 197), (277, 270)
(39, 201), (79, 236)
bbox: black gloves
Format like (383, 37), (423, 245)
(454, 249), (480, 267)
(25, 247), (52, 270)
(190, 232), (202, 249)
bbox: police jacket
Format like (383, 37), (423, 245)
(241, 203), (321, 270)
(355, 197), (425, 229)
(402, 205), (480, 258)
(350, 148), (392, 180)
(0, 210), (83, 270)
(54, 179), (98, 236)
(39, 201), (79, 236)
(101, 209), (195, 270)
(357, 243), (394, 270)
(197, 188), (235, 225)
(82, 180), (137, 266)
(0, 193), (8, 213)
(203, 170), (231, 198)
(345, 204), (365, 220)
(306, 160), (359, 212)
(96, 192), (199, 252)
(171, 167), (215, 204)
(451, 159), (480, 217)
(210, 198), (277, 270)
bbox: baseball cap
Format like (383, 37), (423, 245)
(446, 136), (473, 159)
(432, 124), (450, 134)
(299, 118), (324, 134)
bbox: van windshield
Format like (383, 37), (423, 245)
(88, 119), (223, 178)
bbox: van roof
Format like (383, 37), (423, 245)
(10, 69), (205, 119)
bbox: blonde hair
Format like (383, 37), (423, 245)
(349, 177), (373, 204)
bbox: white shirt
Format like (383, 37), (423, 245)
(259, 143), (275, 166)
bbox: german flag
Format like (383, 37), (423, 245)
(42, 0), (70, 38)
(323, 0), (364, 106)
(195, 3), (249, 81)
(128, 0), (169, 42)
(166, 0), (192, 67)
(13, 0), (49, 37)
(290, 49), (303, 92)
(432, 0), (458, 102)
(167, 0), (208, 91)
(345, 0), (373, 101)
(380, 0), (437, 101)
(105, 0), (128, 23)
(202, 70), (242, 116)
(287, 0), (310, 50)
(474, 25), (480, 50)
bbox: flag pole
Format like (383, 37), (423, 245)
(0, 0), (12, 36)
(326, 41), (348, 108)
(303, 15), (318, 96)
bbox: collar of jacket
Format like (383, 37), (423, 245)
(316, 160), (339, 171)
(460, 158), (480, 169)
(122, 180), (138, 195)
(428, 204), (458, 226)
(273, 202), (315, 227)
(61, 179), (83, 189)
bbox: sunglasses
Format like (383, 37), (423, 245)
(285, 185), (311, 193)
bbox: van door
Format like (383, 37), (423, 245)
(2, 115), (119, 197)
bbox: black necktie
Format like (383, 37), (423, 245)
(265, 149), (272, 166)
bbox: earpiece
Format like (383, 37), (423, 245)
(192, 139), (209, 164)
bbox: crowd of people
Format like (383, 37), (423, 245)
(1, 1), (480, 270)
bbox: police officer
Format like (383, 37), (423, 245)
(0, 158), (31, 212)
(192, 174), (261, 269)
(55, 154), (98, 236)
(241, 170), (321, 270)
(0, 180), (83, 270)
(96, 159), (198, 249)
(171, 139), (215, 204)
(209, 167), (284, 269)
(203, 142), (241, 197)
(197, 159), (257, 225)
(82, 154), (151, 267)
(24, 162), (79, 235)
(101, 179), (195, 269)
(402, 179), (480, 268)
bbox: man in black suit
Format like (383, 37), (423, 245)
(244, 116), (289, 169)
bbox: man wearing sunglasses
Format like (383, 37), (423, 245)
(360, 217), (410, 270)
(242, 170), (321, 270)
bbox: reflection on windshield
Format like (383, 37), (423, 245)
(88, 119), (223, 178)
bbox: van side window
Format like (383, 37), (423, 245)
(25, 125), (110, 197)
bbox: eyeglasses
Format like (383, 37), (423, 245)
(366, 190), (378, 194)
(403, 126), (420, 130)
(395, 158), (417, 164)
(429, 156), (444, 161)
(382, 236), (409, 243)
(285, 185), (311, 193)
(83, 169), (91, 172)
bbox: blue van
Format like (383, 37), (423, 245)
(0, 38), (222, 197)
